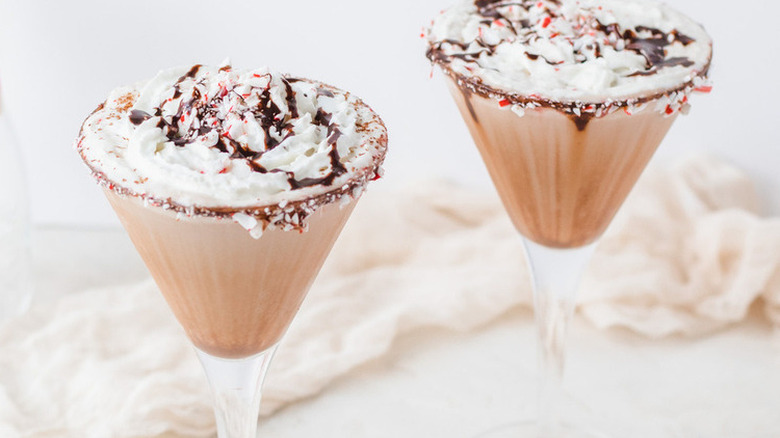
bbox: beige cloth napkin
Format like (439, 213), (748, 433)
(581, 156), (780, 336)
(0, 156), (778, 437)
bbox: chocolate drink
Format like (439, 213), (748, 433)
(447, 79), (676, 247)
(107, 190), (356, 358)
(76, 63), (387, 359)
(425, 2), (713, 435)
(427, 0), (712, 248)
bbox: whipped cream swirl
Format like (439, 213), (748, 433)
(427, 0), (712, 113)
(77, 64), (387, 232)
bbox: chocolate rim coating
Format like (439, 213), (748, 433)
(427, 43), (712, 116)
(76, 77), (388, 230)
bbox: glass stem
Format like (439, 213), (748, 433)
(522, 238), (596, 436)
(196, 346), (278, 438)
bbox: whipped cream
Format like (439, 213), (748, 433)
(427, 0), (712, 113)
(77, 63), (387, 232)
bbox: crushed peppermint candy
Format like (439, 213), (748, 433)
(76, 63), (387, 236)
(232, 212), (259, 231)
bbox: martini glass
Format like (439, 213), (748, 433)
(430, 25), (711, 438)
(78, 72), (388, 437)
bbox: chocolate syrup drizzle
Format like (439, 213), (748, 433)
(431, 0), (697, 74)
(77, 76), (388, 232)
(129, 65), (347, 189)
(427, 0), (709, 130)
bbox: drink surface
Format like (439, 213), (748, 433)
(76, 63), (387, 235)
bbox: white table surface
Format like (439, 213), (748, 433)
(31, 227), (780, 438)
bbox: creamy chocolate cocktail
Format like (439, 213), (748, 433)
(426, 1), (712, 435)
(427, 0), (712, 248)
(76, 64), (387, 359)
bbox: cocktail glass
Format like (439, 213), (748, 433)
(81, 81), (387, 437)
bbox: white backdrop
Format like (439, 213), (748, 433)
(0, 0), (778, 226)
